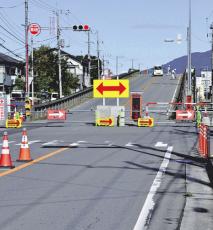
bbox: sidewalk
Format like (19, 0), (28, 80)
(180, 157), (213, 230)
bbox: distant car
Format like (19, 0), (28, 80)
(153, 66), (164, 76)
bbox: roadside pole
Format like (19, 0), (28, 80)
(210, 23), (213, 106)
(31, 37), (34, 106)
(102, 55), (105, 106)
(116, 56), (119, 106)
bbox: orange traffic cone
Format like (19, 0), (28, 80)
(17, 128), (32, 162)
(0, 132), (15, 169)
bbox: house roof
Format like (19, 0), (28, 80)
(0, 52), (22, 66)
(50, 48), (85, 66)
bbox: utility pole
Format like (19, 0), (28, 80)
(210, 23), (213, 105)
(96, 31), (100, 79)
(88, 30), (91, 85)
(131, 59), (134, 69)
(56, 10), (63, 98)
(25, 0), (29, 97)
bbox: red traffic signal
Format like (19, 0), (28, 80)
(73, 24), (90, 31)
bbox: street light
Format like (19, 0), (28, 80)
(210, 23), (213, 105)
(187, 0), (192, 96)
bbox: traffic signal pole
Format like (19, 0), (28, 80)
(88, 30), (91, 85)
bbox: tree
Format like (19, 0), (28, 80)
(31, 45), (79, 96)
(14, 77), (25, 90)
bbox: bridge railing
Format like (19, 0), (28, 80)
(32, 70), (139, 120)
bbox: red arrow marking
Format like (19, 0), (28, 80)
(96, 82), (126, 95)
(99, 118), (112, 125)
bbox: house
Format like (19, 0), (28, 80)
(0, 52), (23, 91)
(51, 49), (90, 90)
(61, 50), (91, 89)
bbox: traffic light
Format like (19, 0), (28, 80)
(73, 24), (90, 31)
(25, 98), (32, 119)
(130, 93), (142, 121)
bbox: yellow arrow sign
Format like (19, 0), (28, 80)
(93, 80), (129, 98)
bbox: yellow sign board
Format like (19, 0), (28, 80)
(6, 119), (22, 128)
(138, 117), (154, 127)
(96, 117), (114, 127)
(93, 80), (129, 98)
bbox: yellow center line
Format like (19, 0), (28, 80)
(0, 147), (69, 178)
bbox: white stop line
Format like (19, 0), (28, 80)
(133, 146), (173, 230)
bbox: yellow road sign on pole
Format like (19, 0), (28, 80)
(93, 80), (129, 98)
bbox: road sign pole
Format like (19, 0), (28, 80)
(31, 37), (34, 106)
(116, 56), (119, 106)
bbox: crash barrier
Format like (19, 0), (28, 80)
(198, 123), (210, 158)
(32, 70), (139, 120)
(145, 102), (212, 120)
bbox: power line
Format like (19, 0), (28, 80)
(0, 11), (24, 40)
(0, 2), (24, 8)
(0, 43), (25, 60)
(0, 24), (25, 44)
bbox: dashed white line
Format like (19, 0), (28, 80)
(42, 140), (59, 146)
(16, 140), (41, 146)
(133, 146), (173, 230)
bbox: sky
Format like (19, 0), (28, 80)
(0, 0), (213, 74)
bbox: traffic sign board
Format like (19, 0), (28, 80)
(6, 119), (22, 128)
(176, 110), (195, 121)
(93, 80), (129, 98)
(47, 109), (66, 120)
(138, 117), (154, 127)
(29, 23), (41, 36)
(96, 117), (114, 126)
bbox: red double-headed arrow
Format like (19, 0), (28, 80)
(96, 82), (126, 95)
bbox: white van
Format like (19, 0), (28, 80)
(153, 66), (164, 76)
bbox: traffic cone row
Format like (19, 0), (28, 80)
(0, 128), (32, 169)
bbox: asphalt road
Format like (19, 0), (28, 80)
(0, 74), (199, 230)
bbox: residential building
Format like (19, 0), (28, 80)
(0, 52), (23, 91)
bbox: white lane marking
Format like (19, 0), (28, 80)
(155, 142), (168, 148)
(69, 143), (79, 147)
(77, 140), (88, 144)
(125, 142), (135, 147)
(16, 140), (41, 146)
(42, 140), (59, 146)
(133, 146), (173, 230)
(0, 141), (16, 146)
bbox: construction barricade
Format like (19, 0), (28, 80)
(198, 123), (210, 158)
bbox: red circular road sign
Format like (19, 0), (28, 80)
(29, 23), (41, 36)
